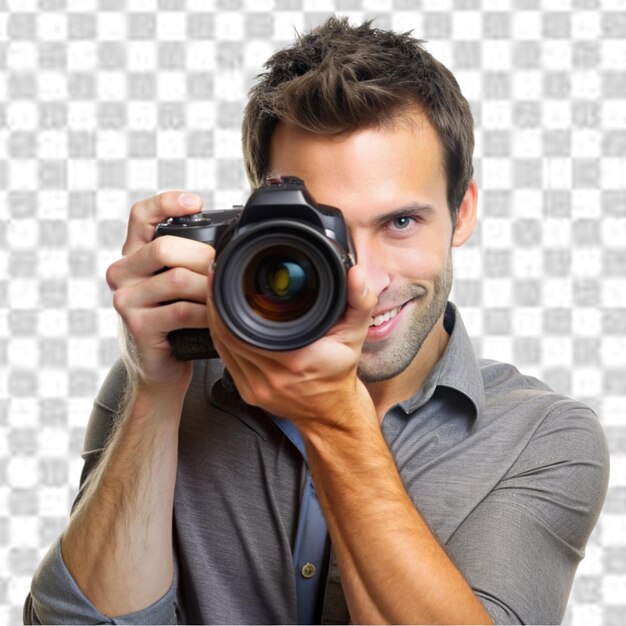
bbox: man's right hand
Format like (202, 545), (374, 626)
(105, 191), (214, 390)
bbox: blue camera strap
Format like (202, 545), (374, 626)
(273, 417), (330, 625)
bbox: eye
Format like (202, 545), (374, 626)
(389, 215), (417, 233)
(391, 216), (413, 230)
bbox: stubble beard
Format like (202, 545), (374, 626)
(357, 256), (453, 383)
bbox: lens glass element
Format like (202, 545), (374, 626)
(244, 246), (318, 322)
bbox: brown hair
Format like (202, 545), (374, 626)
(242, 17), (474, 219)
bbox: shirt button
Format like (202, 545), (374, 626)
(301, 562), (317, 578)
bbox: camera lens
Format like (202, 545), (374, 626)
(213, 220), (349, 350)
(245, 248), (317, 322)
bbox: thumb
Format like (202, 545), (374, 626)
(346, 264), (377, 319)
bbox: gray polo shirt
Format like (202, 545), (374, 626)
(25, 303), (609, 625)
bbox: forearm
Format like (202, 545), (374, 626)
(325, 524), (387, 623)
(303, 412), (493, 625)
(61, 381), (186, 617)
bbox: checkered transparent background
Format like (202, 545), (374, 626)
(1, 1), (625, 624)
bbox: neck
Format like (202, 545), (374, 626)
(364, 313), (450, 422)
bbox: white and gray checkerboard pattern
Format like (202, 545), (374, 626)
(1, 1), (624, 624)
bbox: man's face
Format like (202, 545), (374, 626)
(268, 112), (470, 384)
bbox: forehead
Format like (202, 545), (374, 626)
(268, 113), (447, 214)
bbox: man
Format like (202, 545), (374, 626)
(25, 17), (608, 625)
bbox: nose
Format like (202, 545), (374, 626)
(351, 233), (391, 298)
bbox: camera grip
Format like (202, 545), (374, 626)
(167, 328), (220, 360)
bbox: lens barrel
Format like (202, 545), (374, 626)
(213, 219), (349, 350)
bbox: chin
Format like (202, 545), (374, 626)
(357, 351), (415, 384)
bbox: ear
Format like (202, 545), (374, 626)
(452, 179), (478, 247)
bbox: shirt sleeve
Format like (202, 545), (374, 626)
(23, 360), (178, 625)
(446, 403), (610, 625)
(24, 537), (178, 625)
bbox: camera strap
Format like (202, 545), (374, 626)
(273, 417), (330, 625)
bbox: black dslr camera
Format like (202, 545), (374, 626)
(154, 176), (356, 359)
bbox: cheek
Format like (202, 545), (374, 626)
(393, 230), (452, 283)
(418, 250), (449, 282)
(379, 246), (447, 290)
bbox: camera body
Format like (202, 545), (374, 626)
(154, 176), (356, 359)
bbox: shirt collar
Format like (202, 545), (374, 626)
(397, 302), (486, 419)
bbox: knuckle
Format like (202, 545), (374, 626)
(125, 310), (146, 340)
(281, 352), (309, 377)
(111, 287), (129, 314)
(166, 266), (188, 289)
(255, 384), (273, 406)
(239, 385), (260, 407)
(105, 262), (120, 290)
(171, 300), (191, 324)
(152, 236), (174, 266)
(129, 199), (148, 223)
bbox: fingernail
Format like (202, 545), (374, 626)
(180, 193), (200, 209)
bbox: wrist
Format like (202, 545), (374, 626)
(298, 381), (379, 448)
(121, 373), (191, 433)
(133, 375), (191, 401)
(126, 360), (193, 400)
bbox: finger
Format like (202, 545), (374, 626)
(123, 191), (204, 256)
(311, 265), (377, 351)
(122, 300), (210, 350)
(107, 236), (215, 291)
(341, 264), (378, 332)
(347, 264), (377, 313)
(206, 269), (218, 327)
(158, 301), (210, 333)
(113, 267), (210, 313)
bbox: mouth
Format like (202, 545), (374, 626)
(369, 304), (404, 328)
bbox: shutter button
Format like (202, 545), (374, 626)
(301, 562), (316, 578)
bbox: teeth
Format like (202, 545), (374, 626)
(370, 306), (401, 327)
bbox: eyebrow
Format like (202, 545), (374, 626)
(370, 203), (436, 228)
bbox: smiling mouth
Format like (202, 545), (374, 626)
(369, 305), (403, 327)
